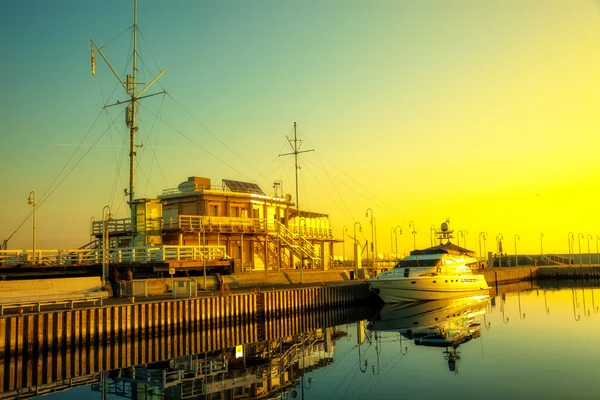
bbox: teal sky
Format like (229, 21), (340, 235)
(2, 1), (600, 255)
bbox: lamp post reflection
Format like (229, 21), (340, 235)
(394, 226), (402, 261)
(409, 221), (416, 250)
(517, 291), (525, 319)
(582, 288), (591, 318)
(544, 290), (550, 315)
(501, 294), (509, 323)
(357, 322), (368, 373)
(591, 289), (599, 313)
(572, 288), (580, 321)
(398, 333), (408, 355)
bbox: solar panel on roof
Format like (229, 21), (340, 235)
(222, 179), (265, 195)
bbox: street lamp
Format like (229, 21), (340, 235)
(390, 227), (394, 261)
(496, 233), (503, 267)
(409, 221), (416, 250)
(342, 226), (348, 267)
(596, 235), (600, 264)
(458, 230), (468, 248)
(540, 232), (544, 263)
(90, 216), (96, 243)
(27, 191), (36, 264)
(587, 234), (593, 265)
(366, 209), (374, 272)
(578, 233), (584, 266)
(353, 222), (362, 280)
(102, 205), (114, 288)
(514, 234), (520, 267)
(478, 232), (487, 263)
(394, 226), (402, 261)
(568, 232), (574, 265)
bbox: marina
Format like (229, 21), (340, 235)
(0, 281), (598, 399)
(3, 1), (600, 399)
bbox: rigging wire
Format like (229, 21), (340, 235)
(301, 161), (354, 223)
(140, 93), (169, 193)
(138, 101), (255, 182)
(2, 110), (123, 243)
(165, 93), (270, 182)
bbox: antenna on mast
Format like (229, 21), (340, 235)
(90, 0), (168, 221)
(279, 122), (314, 213)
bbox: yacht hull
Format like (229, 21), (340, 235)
(368, 275), (490, 303)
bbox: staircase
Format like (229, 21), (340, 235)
(271, 221), (320, 268)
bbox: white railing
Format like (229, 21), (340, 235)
(0, 245), (227, 267)
(91, 218), (132, 235)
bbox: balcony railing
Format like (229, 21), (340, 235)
(0, 245), (227, 267)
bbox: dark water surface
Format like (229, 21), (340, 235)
(29, 282), (600, 400)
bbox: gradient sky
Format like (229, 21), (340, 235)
(2, 0), (600, 256)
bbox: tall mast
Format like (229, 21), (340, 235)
(90, 0), (168, 220)
(280, 122), (314, 213)
(128, 0), (138, 206)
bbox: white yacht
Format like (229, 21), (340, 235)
(368, 222), (489, 303)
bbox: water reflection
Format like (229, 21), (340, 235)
(368, 296), (488, 374)
(4, 285), (600, 399)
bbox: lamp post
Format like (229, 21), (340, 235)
(390, 227), (394, 261)
(458, 230), (468, 248)
(496, 233), (503, 267)
(540, 232), (544, 263)
(342, 226), (347, 267)
(478, 232), (487, 262)
(394, 226), (402, 261)
(102, 205), (113, 288)
(27, 191), (36, 264)
(596, 235), (600, 264)
(365, 209), (374, 272)
(353, 222), (362, 280)
(514, 234), (520, 267)
(568, 232), (574, 265)
(90, 216), (96, 243)
(578, 233), (584, 267)
(588, 234), (593, 265)
(430, 225), (436, 247)
(409, 221), (416, 250)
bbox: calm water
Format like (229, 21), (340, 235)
(29, 282), (600, 400)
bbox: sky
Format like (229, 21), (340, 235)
(2, 0), (600, 257)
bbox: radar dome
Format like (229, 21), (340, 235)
(441, 222), (449, 232)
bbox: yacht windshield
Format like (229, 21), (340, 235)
(396, 255), (443, 268)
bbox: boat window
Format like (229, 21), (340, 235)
(397, 257), (443, 268)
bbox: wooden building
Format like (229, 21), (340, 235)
(93, 176), (339, 274)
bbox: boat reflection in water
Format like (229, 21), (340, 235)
(368, 295), (489, 373)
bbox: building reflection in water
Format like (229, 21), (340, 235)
(367, 295), (489, 374)
(0, 306), (374, 400)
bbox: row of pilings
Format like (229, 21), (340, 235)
(0, 282), (376, 396)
